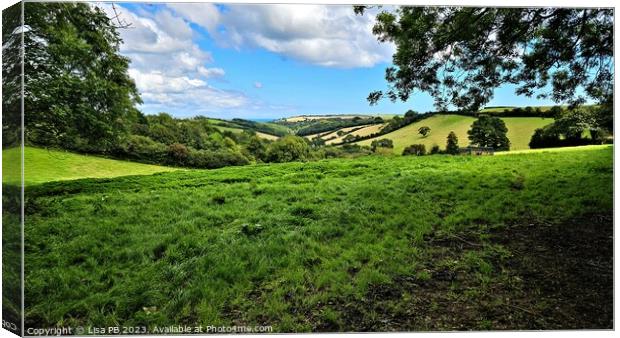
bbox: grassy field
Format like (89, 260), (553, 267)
(326, 124), (388, 145)
(18, 145), (612, 331)
(357, 115), (553, 153)
(304, 124), (386, 144)
(2, 147), (178, 185)
(282, 115), (373, 122)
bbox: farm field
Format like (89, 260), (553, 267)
(356, 115), (554, 153)
(282, 115), (375, 122)
(19, 145), (612, 331)
(2, 147), (178, 185)
(304, 124), (387, 144)
(325, 124), (389, 145)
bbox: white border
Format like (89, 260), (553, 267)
(0, 1), (617, 338)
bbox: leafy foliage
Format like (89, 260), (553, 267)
(265, 136), (312, 163)
(402, 144), (426, 156)
(446, 131), (459, 154)
(2, 3), (22, 149)
(468, 116), (510, 150)
(418, 126), (431, 137)
(358, 7), (613, 112)
(17, 2), (142, 152)
(529, 107), (610, 149)
(370, 138), (394, 151)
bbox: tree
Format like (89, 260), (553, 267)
(2, 3), (23, 148)
(468, 116), (510, 150)
(265, 136), (311, 163)
(10, 2), (141, 152)
(246, 135), (269, 162)
(446, 131), (459, 155)
(529, 107), (606, 148)
(418, 126), (431, 137)
(370, 138), (394, 151)
(403, 144), (426, 156)
(356, 7), (613, 113)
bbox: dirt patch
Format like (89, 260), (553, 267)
(491, 213), (613, 329)
(223, 213), (612, 332)
(329, 213), (613, 331)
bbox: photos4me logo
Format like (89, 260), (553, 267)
(2, 319), (18, 331)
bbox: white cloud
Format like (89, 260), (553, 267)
(254, 82), (263, 89)
(198, 66), (225, 78)
(166, 3), (221, 33)
(168, 4), (395, 68)
(93, 3), (254, 116)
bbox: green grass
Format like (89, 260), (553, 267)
(2, 147), (178, 185)
(356, 114), (553, 154)
(20, 145), (612, 331)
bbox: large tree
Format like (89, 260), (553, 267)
(356, 6), (613, 115)
(468, 116), (510, 150)
(3, 2), (141, 152)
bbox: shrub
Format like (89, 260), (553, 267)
(168, 143), (190, 165)
(418, 126), (431, 137)
(265, 135), (311, 163)
(370, 138), (394, 152)
(118, 134), (168, 163)
(403, 144), (426, 156)
(430, 144), (441, 154)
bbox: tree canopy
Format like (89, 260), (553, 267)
(356, 6), (613, 113)
(6, 2), (142, 152)
(468, 116), (510, 150)
(445, 131), (459, 154)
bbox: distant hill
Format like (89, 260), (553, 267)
(355, 114), (554, 154)
(204, 118), (290, 138)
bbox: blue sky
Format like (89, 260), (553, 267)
(101, 3), (559, 120)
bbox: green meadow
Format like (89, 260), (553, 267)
(357, 115), (553, 153)
(2, 147), (178, 185)
(17, 145), (612, 331)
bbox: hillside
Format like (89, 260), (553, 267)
(206, 118), (288, 139)
(356, 114), (554, 153)
(2, 147), (178, 185)
(21, 145), (612, 330)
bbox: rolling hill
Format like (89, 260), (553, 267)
(2, 147), (178, 185)
(356, 114), (554, 154)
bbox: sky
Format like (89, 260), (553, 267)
(97, 2), (559, 120)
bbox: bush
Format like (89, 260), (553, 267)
(529, 126), (597, 149)
(168, 143), (190, 165)
(418, 126), (431, 137)
(402, 144), (426, 156)
(265, 135), (311, 163)
(430, 145), (441, 154)
(370, 138), (394, 151)
(118, 135), (168, 163)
